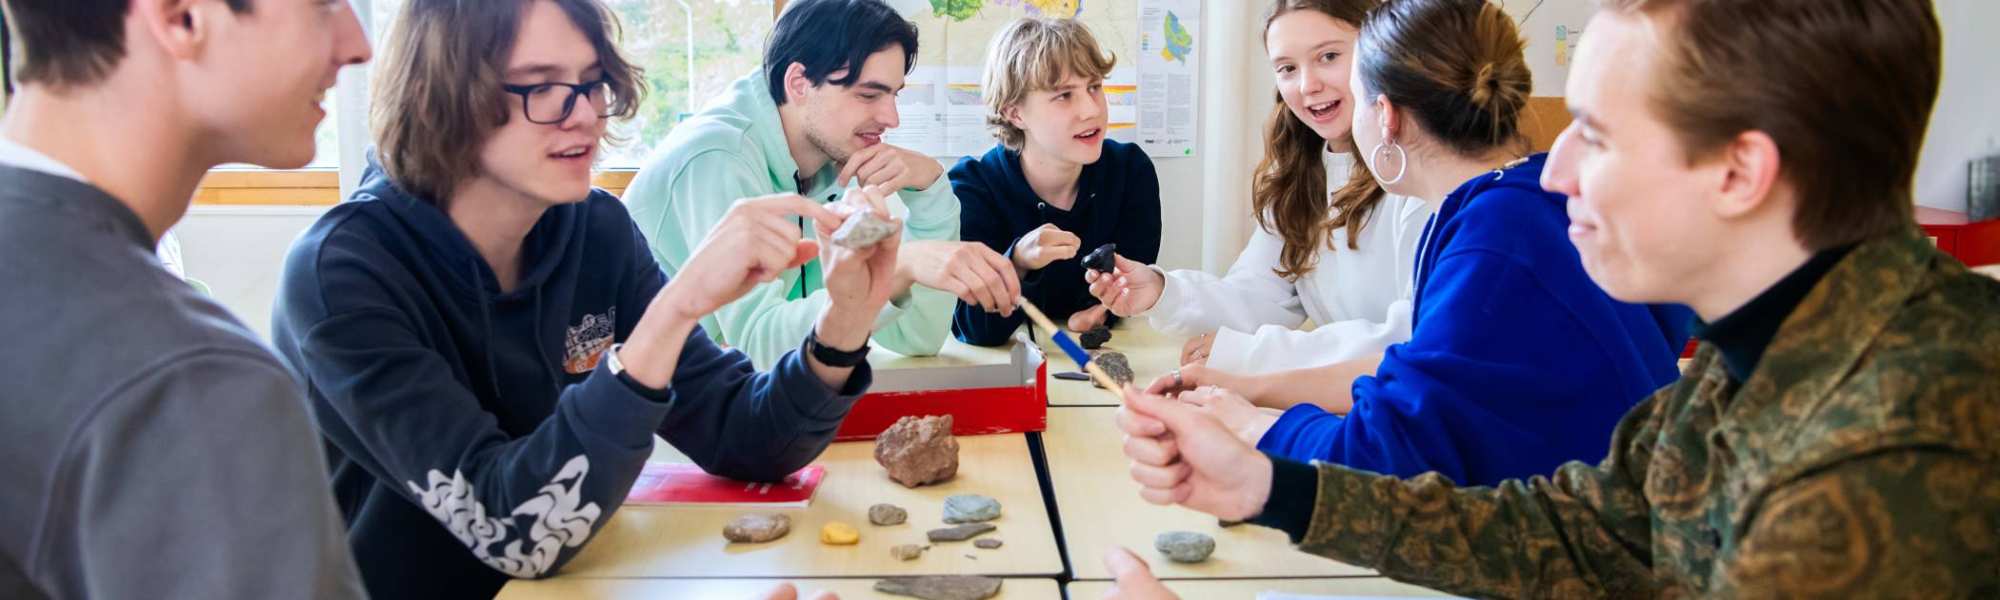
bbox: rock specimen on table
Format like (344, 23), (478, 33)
(1090, 351), (1135, 389)
(973, 538), (1003, 549)
(873, 575), (1003, 600)
(868, 503), (909, 526)
(925, 523), (996, 542)
(890, 544), (929, 561)
(1079, 325), (1112, 350)
(819, 521), (860, 545)
(874, 414), (959, 487)
(1082, 243), (1118, 274)
(941, 494), (1001, 524)
(1154, 531), (1216, 563)
(831, 210), (898, 249)
(722, 514), (791, 544)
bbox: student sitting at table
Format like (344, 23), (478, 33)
(269, 1), (903, 598)
(1112, 0), (1690, 487)
(624, 0), (1021, 369)
(1106, 0), (1998, 597)
(1084, 0), (1431, 374)
(948, 17), (1162, 344)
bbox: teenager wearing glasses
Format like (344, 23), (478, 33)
(268, 1), (903, 597)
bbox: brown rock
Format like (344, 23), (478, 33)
(868, 503), (909, 526)
(973, 538), (1003, 549)
(873, 575), (1002, 600)
(890, 543), (929, 561)
(925, 523), (996, 542)
(874, 415), (959, 487)
(722, 514), (790, 544)
(1090, 351), (1134, 388)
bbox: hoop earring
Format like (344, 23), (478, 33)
(1368, 139), (1408, 186)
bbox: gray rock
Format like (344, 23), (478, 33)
(874, 415), (960, 488)
(722, 514), (791, 544)
(925, 523), (996, 542)
(889, 544), (929, 561)
(1154, 531), (1216, 563)
(941, 494), (1001, 524)
(1079, 325), (1112, 350)
(973, 538), (1003, 549)
(1082, 243), (1118, 274)
(873, 575), (1003, 600)
(831, 210), (898, 249)
(1090, 351), (1134, 389)
(868, 503), (908, 526)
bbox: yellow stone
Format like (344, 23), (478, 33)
(819, 522), (860, 545)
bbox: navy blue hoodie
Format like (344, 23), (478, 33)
(949, 139), (1162, 345)
(271, 161), (871, 600)
(1258, 154), (1691, 486)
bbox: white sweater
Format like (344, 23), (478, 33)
(1147, 151), (1433, 375)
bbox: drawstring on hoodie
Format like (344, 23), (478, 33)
(475, 256), (505, 403)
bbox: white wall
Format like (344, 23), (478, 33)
(1919, 0), (2000, 212)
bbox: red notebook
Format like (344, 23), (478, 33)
(624, 462), (825, 508)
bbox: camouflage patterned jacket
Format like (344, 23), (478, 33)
(1293, 232), (2000, 598)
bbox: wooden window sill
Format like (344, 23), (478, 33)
(194, 169), (638, 206)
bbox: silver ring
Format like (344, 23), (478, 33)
(1171, 369), (1183, 388)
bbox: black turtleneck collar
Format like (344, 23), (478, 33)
(1693, 244), (1858, 382)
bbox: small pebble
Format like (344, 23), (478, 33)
(973, 538), (1003, 549)
(890, 544), (929, 561)
(722, 514), (791, 544)
(941, 494), (1001, 524)
(819, 521), (859, 545)
(1154, 531), (1216, 563)
(869, 503), (908, 526)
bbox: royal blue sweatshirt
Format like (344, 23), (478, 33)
(271, 161), (872, 600)
(1257, 154), (1690, 486)
(949, 139), (1162, 345)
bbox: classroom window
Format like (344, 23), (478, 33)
(369, 0), (776, 170)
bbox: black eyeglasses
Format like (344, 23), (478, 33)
(501, 78), (615, 125)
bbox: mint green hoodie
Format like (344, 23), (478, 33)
(623, 72), (957, 369)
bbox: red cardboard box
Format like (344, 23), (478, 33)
(833, 337), (1048, 441)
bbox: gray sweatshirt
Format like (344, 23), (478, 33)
(0, 165), (366, 599)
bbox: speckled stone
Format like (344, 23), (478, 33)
(721, 514), (790, 544)
(1154, 531), (1216, 563)
(868, 503), (908, 526)
(1090, 351), (1134, 388)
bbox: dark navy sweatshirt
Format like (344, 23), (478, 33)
(1258, 154), (1691, 486)
(948, 139), (1162, 345)
(271, 161), (871, 600)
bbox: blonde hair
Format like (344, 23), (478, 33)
(980, 18), (1117, 150)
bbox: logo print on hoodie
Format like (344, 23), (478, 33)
(563, 307), (615, 374)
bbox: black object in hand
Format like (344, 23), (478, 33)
(1082, 243), (1118, 274)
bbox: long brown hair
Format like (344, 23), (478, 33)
(1254, 0), (1386, 281)
(372, 0), (644, 203)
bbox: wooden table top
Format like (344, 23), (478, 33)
(547, 434), (1062, 578)
(499, 577), (1060, 599)
(1043, 407), (1374, 580)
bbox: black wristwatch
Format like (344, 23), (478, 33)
(806, 330), (870, 367)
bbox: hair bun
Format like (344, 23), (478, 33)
(1469, 62), (1500, 109)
